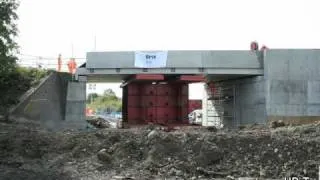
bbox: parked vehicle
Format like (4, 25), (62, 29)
(188, 109), (202, 125)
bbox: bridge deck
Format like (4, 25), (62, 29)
(76, 50), (264, 82)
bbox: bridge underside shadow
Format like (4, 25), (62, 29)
(78, 72), (264, 128)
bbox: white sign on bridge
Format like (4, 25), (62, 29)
(134, 51), (168, 68)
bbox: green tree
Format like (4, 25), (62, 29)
(87, 89), (122, 113)
(87, 93), (99, 103)
(0, 0), (24, 119)
(0, 0), (19, 73)
(103, 89), (116, 97)
(0, 1), (48, 120)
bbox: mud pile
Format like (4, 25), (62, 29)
(0, 118), (319, 180)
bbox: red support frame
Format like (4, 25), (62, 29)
(124, 80), (191, 126)
(179, 75), (205, 82)
(135, 74), (165, 80)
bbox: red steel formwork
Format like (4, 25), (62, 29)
(157, 96), (177, 107)
(156, 84), (177, 96)
(141, 107), (156, 123)
(127, 83), (140, 95)
(141, 84), (157, 96)
(188, 100), (202, 113)
(127, 96), (140, 107)
(141, 96), (157, 107)
(123, 82), (189, 125)
(122, 74), (204, 126)
(127, 107), (141, 123)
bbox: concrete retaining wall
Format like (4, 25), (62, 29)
(264, 49), (320, 124)
(11, 72), (77, 130)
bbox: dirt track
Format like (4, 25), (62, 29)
(0, 118), (319, 180)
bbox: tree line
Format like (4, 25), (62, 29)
(0, 1), (48, 119)
(87, 89), (122, 113)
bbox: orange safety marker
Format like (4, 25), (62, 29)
(67, 58), (77, 74)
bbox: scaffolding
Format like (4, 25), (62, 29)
(204, 82), (236, 128)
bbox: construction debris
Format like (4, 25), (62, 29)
(0, 118), (319, 179)
(97, 148), (112, 163)
(86, 117), (111, 128)
(270, 120), (286, 128)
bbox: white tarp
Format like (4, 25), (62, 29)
(134, 51), (168, 68)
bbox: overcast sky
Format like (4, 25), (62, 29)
(16, 0), (320, 98)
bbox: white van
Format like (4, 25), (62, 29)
(188, 109), (203, 125)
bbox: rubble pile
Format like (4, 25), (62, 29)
(86, 117), (111, 128)
(0, 118), (319, 180)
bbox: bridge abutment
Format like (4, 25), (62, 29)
(65, 81), (87, 129)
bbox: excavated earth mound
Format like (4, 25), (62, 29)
(0, 118), (319, 180)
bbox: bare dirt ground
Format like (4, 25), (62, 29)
(0, 117), (319, 180)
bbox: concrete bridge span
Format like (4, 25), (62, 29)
(76, 50), (264, 82)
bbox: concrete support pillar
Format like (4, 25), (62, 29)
(65, 81), (87, 129)
(202, 77), (267, 128)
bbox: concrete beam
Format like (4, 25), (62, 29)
(86, 50), (262, 69)
(78, 68), (263, 75)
